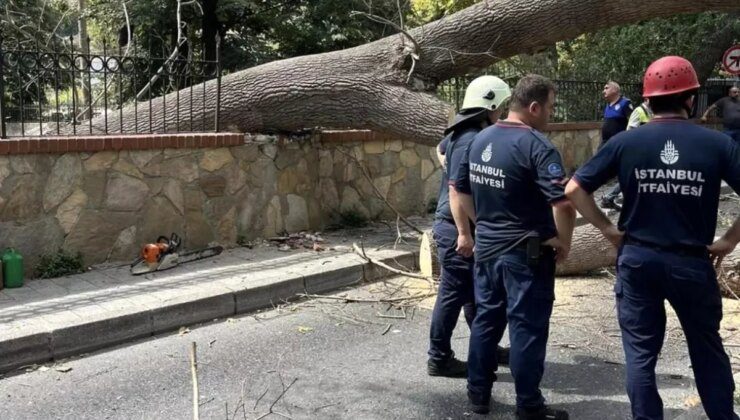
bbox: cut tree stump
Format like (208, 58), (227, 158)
(416, 224), (740, 299)
(557, 224), (618, 276)
(419, 230), (440, 278)
(418, 224), (618, 278)
(718, 248), (740, 298)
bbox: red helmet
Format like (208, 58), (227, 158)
(642, 56), (700, 98)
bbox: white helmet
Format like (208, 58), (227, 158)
(461, 75), (511, 111)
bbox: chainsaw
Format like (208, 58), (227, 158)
(130, 233), (224, 276)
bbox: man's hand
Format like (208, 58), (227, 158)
(700, 116), (708, 123)
(601, 225), (625, 249)
(543, 237), (570, 264)
(708, 237), (737, 268)
(456, 233), (474, 258)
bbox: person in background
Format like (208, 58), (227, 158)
(701, 85), (740, 142)
(566, 56), (740, 420)
(451, 75), (575, 419)
(428, 76), (512, 378)
(600, 81), (634, 210)
(628, 99), (652, 130)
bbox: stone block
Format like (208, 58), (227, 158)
(200, 148), (234, 172)
(104, 173), (149, 212)
(56, 189), (88, 234)
(285, 194), (309, 232)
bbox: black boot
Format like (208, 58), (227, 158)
(516, 405), (569, 420)
(467, 390), (491, 414)
(496, 345), (510, 366)
(427, 357), (467, 378)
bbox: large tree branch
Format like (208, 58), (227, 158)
(69, 0), (740, 145)
(411, 0), (740, 82)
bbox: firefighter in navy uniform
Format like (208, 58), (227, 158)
(450, 75), (576, 419)
(566, 56), (740, 420)
(428, 76), (512, 377)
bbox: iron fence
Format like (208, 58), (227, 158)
(439, 77), (643, 123)
(0, 32), (222, 138)
(439, 76), (736, 122)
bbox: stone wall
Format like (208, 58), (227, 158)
(544, 122), (601, 173)
(0, 132), (444, 274)
(0, 123), (613, 275)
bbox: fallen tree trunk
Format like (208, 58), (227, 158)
(418, 224), (618, 278)
(559, 226), (740, 300)
(419, 222), (740, 298)
(73, 0), (740, 145)
(556, 224), (618, 276)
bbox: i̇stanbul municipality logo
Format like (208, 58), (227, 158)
(660, 140), (679, 165)
(481, 143), (493, 163)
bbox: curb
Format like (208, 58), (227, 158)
(0, 249), (418, 374)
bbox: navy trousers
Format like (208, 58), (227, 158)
(468, 247), (555, 409)
(428, 219), (476, 362)
(616, 244), (738, 420)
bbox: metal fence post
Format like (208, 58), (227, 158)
(214, 33), (221, 133)
(0, 29), (6, 139)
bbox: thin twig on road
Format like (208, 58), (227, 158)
(255, 378), (298, 420)
(190, 342), (200, 420)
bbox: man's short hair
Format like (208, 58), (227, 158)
(606, 81), (621, 92)
(649, 90), (697, 114)
(509, 75), (556, 111)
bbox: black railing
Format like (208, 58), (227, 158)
(439, 77), (643, 123)
(439, 77), (735, 123)
(0, 32), (221, 138)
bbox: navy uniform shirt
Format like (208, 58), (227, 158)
(602, 96), (633, 143)
(434, 127), (479, 222)
(574, 119), (740, 249)
(453, 122), (568, 262)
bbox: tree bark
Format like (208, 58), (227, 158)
(417, 224), (618, 278)
(76, 0), (740, 144)
(717, 248), (740, 299)
(556, 224), (618, 276)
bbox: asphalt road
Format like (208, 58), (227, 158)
(0, 275), (722, 420)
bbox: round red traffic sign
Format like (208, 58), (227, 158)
(722, 45), (740, 75)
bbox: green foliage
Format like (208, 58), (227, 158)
(557, 13), (736, 82)
(409, 0), (477, 24)
(410, 1), (734, 82)
(36, 249), (85, 279)
(83, 0), (407, 72)
(0, 0), (77, 47)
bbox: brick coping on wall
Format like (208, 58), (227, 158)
(0, 132), (244, 155)
(1, 119), (721, 155)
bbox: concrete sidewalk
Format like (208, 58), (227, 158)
(0, 223), (424, 374)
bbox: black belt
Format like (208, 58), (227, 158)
(623, 237), (708, 258)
